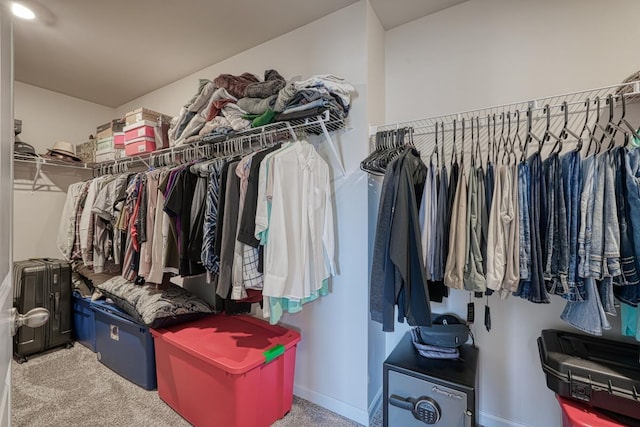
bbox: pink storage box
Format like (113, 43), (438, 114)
(124, 120), (157, 141)
(113, 132), (125, 149)
(125, 136), (156, 156)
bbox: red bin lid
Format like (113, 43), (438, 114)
(151, 314), (301, 375)
(557, 396), (628, 427)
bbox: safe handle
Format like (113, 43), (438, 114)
(389, 394), (415, 411)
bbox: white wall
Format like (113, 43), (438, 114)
(384, 1), (640, 426)
(13, 81), (113, 261)
(115, 2), (373, 424)
(365, 0), (386, 418)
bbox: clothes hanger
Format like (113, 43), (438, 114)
(450, 119), (458, 167)
(591, 97), (609, 154)
(469, 117), (476, 168)
(580, 98), (599, 157)
(475, 116), (483, 169)
(492, 114), (498, 164)
(500, 111), (513, 164)
(430, 122), (439, 168)
(616, 93), (640, 141)
(460, 118), (466, 168)
(486, 114), (492, 165)
(540, 104), (562, 155)
(523, 105), (542, 161)
(557, 101), (583, 153)
(497, 112), (506, 162)
(513, 110), (524, 163)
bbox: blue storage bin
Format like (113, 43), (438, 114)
(72, 292), (96, 352)
(91, 299), (157, 390)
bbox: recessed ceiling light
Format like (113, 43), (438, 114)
(12, 3), (35, 20)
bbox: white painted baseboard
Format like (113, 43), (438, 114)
(479, 412), (531, 427)
(293, 384), (369, 426)
(368, 387), (383, 422)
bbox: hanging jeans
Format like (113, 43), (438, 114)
(578, 155), (597, 279)
(514, 162), (532, 299)
(561, 277), (611, 336)
(524, 153), (549, 303)
(613, 147), (639, 304)
(624, 148), (640, 305)
(561, 151), (585, 301)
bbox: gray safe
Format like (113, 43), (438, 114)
(383, 333), (478, 427)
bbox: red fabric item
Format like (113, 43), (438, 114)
(206, 98), (234, 122)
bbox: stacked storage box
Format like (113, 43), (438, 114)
(151, 315), (301, 427)
(92, 299), (157, 390)
(123, 108), (171, 156)
(71, 291), (96, 352)
(95, 119), (126, 162)
(75, 138), (97, 163)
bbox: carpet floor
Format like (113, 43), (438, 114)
(12, 343), (381, 427)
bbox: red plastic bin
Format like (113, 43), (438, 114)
(151, 314), (301, 427)
(557, 396), (629, 427)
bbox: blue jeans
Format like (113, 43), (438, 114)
(514, 162), (532, 299)
(543, 154), (569, 296)
(561, 277), (611, 335)
(578, 155), (597, 278)
(517, 153), (549, 303)
(561, 151), (586, 301)
(621, 148), (640, 304)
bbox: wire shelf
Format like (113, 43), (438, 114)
(371, 80), (640, 165)
(13, 108), (346, 179)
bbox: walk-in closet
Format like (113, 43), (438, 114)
(4, 1), (640, 427)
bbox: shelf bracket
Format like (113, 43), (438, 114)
(318, 115), (346, 177)
(31, 160), (43, 192)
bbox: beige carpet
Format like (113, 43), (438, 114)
(12, 343), (376, 427)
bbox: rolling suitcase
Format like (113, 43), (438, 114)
(13, 258), (73, 363)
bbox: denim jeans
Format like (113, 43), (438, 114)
(561, 277), (611, 336)
(561, 151), (586, 301)
(518, 153), (549, 303)
(578, 155), (597, 278)
(613, 147), (639, 305)
(543, 154), (569, 295)
(621, 148), (640, 304)
(514, 162), (532, 297)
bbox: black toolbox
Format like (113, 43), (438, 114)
(537, 329), (640, 420)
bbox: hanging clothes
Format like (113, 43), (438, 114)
(370, 147), (431, 332)
(485, 164), (519, 298)
(444, 165), (467, 290)
(463, 165), (486, 293)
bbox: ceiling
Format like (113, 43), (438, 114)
(13, 0), (468, 108)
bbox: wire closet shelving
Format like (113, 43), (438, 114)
(14, 109), (347, 188)
(370, 80), (640, 166)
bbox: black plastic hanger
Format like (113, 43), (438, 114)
(558, 101), (582, 153)
(450, 119), (458, 166)
(486, 114), (492, 165)
(541, 104), (562, 155)
(524, 105), (542, 160)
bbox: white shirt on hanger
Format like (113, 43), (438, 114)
(257, 140), (337, 300)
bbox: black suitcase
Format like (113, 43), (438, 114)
(537, 329), (640, 420)
(13, 258), (73, 362)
